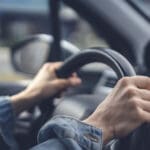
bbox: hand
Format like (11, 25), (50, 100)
(84, 76), (150, 144)
(25, 62), (81, 99)
(11, 62), (81, 115)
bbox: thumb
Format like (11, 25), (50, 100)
(51, 77), (81, 91)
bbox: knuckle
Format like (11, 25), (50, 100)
(43, 63), (50, 69)
(125, 86), (137, 98)
(119, 77), (130, 87)
(42, 63), (53, 71)
(130, 97), (139, 108)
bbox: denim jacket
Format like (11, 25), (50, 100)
(0, 96), (103, 150)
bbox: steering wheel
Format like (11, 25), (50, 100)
(56, 48), (135, 78)
(27, 47), (136, 149)
(52, 47), (136, 119)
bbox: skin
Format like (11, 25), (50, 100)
(11, 62), (81, 115)
(84, 76), (150, 144)
(10, 63), (150, 145)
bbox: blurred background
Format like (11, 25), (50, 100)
(0, 0), (150, 82)
(0, 0), (107, 81)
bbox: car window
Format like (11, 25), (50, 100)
(0, 0), (49, 81)
(0, 1), (108, 82)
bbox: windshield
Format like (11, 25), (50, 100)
(0, 0), (48, 14)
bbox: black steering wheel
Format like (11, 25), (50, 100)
(56, 48), (135, 78)
(52, 47), (136, 119)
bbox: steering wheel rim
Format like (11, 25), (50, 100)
(52, 48), (136, 118)
(92, 47), (136, 76)
(39, 47), (136, 129)
(56, 48), (136, 79)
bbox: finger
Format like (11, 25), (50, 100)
(71, 73), (78, 77)
(52, 62), (63, 69)
(40, 62), (63, 79)
(68, 77), (82, 86)
(130, 76), (150, 89)
(136, 99), (150, 112)
(51, 79), (70, 90)
(137, 89), (150, 100)
(138, 108), (150, 122)
(42, 62), (62, 72)
(51, 78), (81, 91)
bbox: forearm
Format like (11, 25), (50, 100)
(10, 89), (41, 115)
(0, 96), (18, 149)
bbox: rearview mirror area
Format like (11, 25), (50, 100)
(11, 34), (80, 75)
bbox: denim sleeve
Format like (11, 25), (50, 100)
(0, 96), (18, 150)
(31, 116), (103, 150)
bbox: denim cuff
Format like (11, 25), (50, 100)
(38, 116), (103, 150)
(0, 96), (17, 149)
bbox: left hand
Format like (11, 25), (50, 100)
(11, 62), (81, 115)
(26, 62), (81, 100)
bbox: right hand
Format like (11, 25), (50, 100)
(84, 76), (150, 144)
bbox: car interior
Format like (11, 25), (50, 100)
(0, 0), (150, 149)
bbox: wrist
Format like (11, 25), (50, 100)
(10, 88), (41, 115)
(83, 116), (114, 144)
